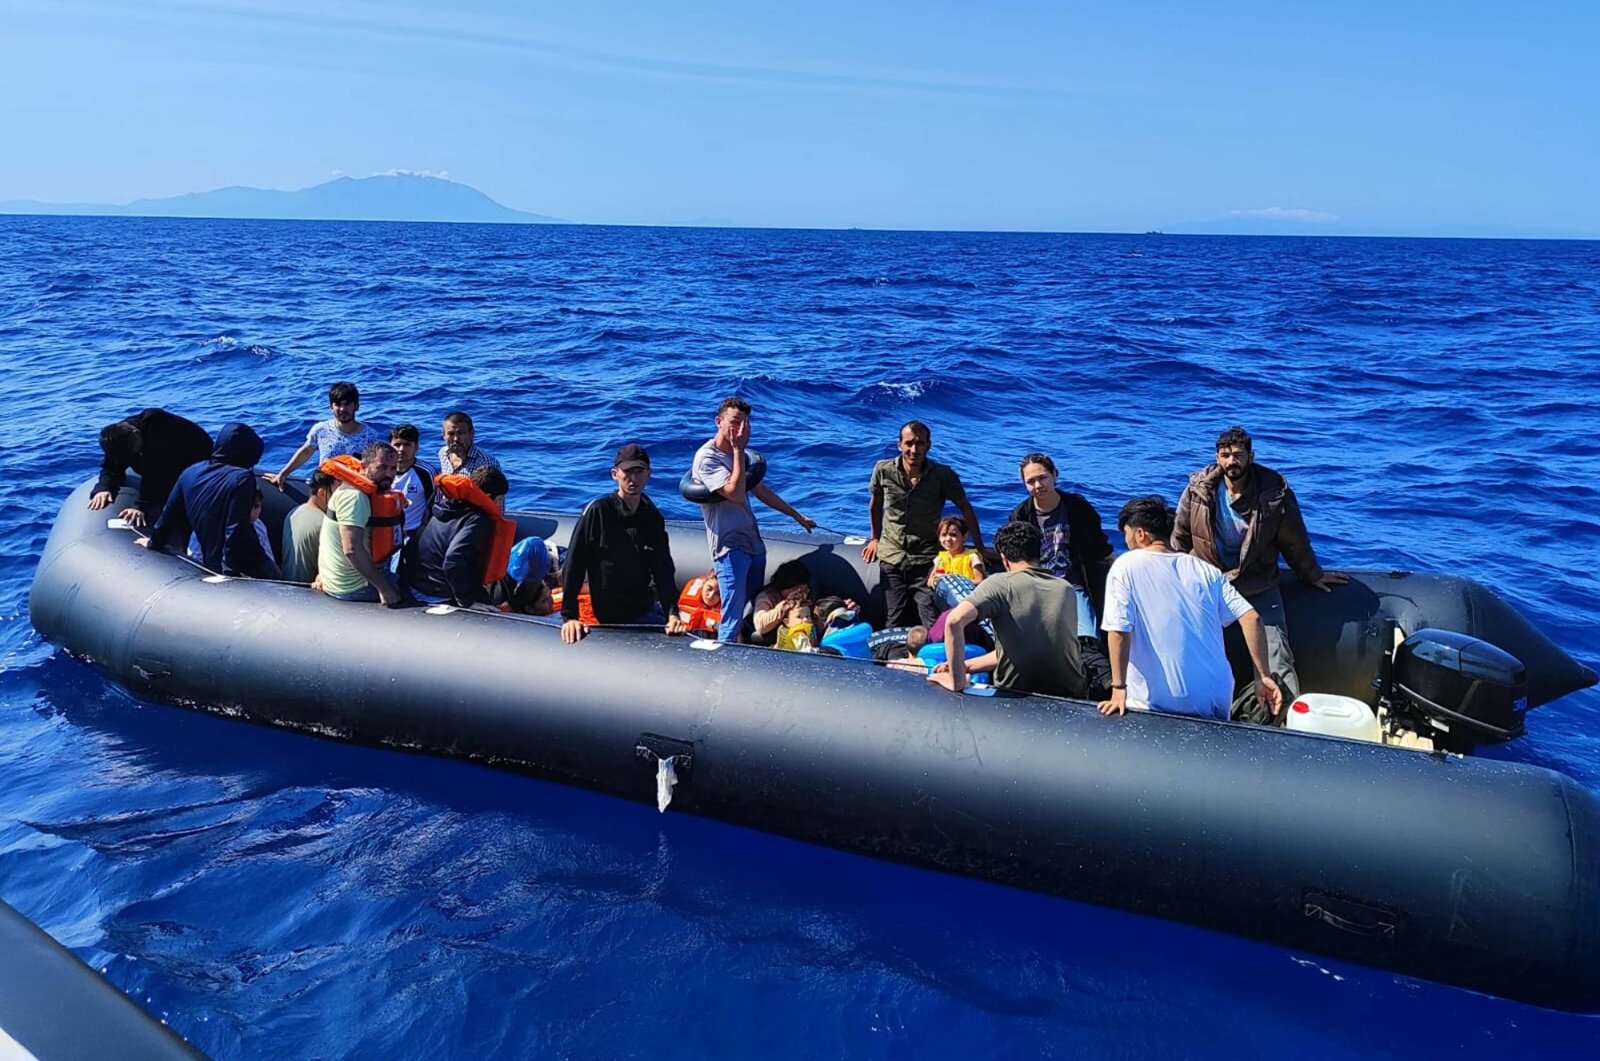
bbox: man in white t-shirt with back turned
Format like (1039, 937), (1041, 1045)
(1098, 495), (1281, 721)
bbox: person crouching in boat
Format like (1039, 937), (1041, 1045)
(1098, 496), (1282, 721)
(560, 444), (689, 644)
(404, 465), (515, 609)
(314, 442), (404, 606)
(676, 572), (721, 635)
(1171, 425), (1346, 718)
(89, 407), (213, 529)
(140, 422), (280, 579)
(927, 521), (1089, 698)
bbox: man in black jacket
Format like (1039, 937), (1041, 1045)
(561, 444), (689, 644)
(405, 465), (508, 607)
(89, 408), (213, 528)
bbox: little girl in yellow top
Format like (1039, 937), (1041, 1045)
(928, 515), (986, 585)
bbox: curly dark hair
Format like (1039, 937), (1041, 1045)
(992, 520), (1042, 563)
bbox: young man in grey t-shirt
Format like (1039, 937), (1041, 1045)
(689, 396), (816, 642)
(928, 520), (1088, 699)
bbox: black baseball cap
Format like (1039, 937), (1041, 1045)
(613, 443), (651, 470)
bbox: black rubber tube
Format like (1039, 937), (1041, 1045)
(0, 900), (207, 1060)
(28, 480), (1600, 1012)
(679, 450), (765, 503)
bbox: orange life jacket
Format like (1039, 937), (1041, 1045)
(320, 456), (404, 564)
(677, 576), (721, 632)
(550, 586), (598, 626)
(434, 473), (516, 584)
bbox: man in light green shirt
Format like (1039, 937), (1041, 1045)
(317, 443), (402, 605)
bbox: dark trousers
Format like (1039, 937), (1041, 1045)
(881, 559), (937, 628)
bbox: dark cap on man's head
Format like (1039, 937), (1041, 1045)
(613, 443), (651, 469)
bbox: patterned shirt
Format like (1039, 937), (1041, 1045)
(306, 418), (387, 463)
(437, 443), (500, 476)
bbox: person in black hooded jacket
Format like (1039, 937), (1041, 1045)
(144, 423), (280, 578)
(404, 464), (509, 607)
(89, 408), (213, 528)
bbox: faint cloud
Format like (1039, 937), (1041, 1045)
(330, 169), (345, 178)
(1228, 206), (1339, 223)
(376, 167), (452, 180)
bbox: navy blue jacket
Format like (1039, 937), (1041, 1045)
(147, 423), (279, 578)
(405, 493), (494, 606)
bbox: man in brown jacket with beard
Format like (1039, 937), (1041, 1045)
(1172, 426), (1346, 715)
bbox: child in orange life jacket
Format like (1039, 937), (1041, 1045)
(676, 571), (721, 634)
(926, 515), (985, 587)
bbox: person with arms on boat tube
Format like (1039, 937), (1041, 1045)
(1099, 496), (1282, 721)
(142, 422), (280, 579)
(1172, 425), (1346, 717)
(404, 465), (515, 608)
(690, 397), (816, 643)
(315, 442), (404, 606)
(927, 520), (1088, 698)
(862, 420), (985, 628)
(89, 407), (213, 529)
(561, 444), (690, 643)
(263, 381), (387, 488)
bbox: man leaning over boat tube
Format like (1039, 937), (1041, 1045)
(1172, 425), (1346, 719)
(561, 444), (690, 644)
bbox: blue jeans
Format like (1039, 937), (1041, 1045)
(326, 583), (380, 603)
(713, 548), (767, 643)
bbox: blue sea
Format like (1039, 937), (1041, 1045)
(1, 216), (1597, 1058)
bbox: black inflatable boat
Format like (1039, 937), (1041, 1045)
(27, 478), (1600, 1012)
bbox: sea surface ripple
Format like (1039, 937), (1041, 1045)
(1, 217), (1597, 1057)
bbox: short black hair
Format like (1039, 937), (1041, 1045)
(767, 559), (811, 594)
(1117, 496), (1176, 540)
(328, 381), (359, 406)
(899, 420), (931, 442)
(717, 396), (751, 418)
(993, 520), (1043, 563)
(443, 410), (474, 428)
(1215, 426), (1252, 453)
(98, 421), (141, 465)
(307, 470), (336, 493)
(472, 465), (509, 498)
(361, 441), (397, 463)
(390, 423), (419, 444)
(1019, 452), (1056, 477)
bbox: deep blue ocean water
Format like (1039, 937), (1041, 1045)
(1, 216), (1598, 1058)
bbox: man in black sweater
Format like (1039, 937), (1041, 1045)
(560, 444), (689, 644)
(89, 408), (213, 528)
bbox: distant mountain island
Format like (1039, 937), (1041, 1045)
(0, 174), (564, 225)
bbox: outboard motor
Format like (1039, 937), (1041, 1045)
(1381, 628), (1528, 753)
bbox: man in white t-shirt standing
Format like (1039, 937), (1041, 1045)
(1099, 496), (1281, 721)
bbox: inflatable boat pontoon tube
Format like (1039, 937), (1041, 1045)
(28, 480), (1600, 1012)
(0, 900), (206, 1060)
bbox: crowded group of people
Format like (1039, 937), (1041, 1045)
(91, 383), (1345, 725)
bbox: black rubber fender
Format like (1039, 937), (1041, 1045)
(679, 450), (765, 504)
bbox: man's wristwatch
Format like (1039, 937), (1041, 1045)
(1110, 683), (1127, 690)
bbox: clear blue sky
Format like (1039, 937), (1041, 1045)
(5, 0), (1598, 235)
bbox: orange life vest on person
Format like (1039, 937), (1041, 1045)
(320, 456), (404, 564)
(550, 586), (599, 626)
(434, 473), (516, 584)
(677, 577), (721, 632)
